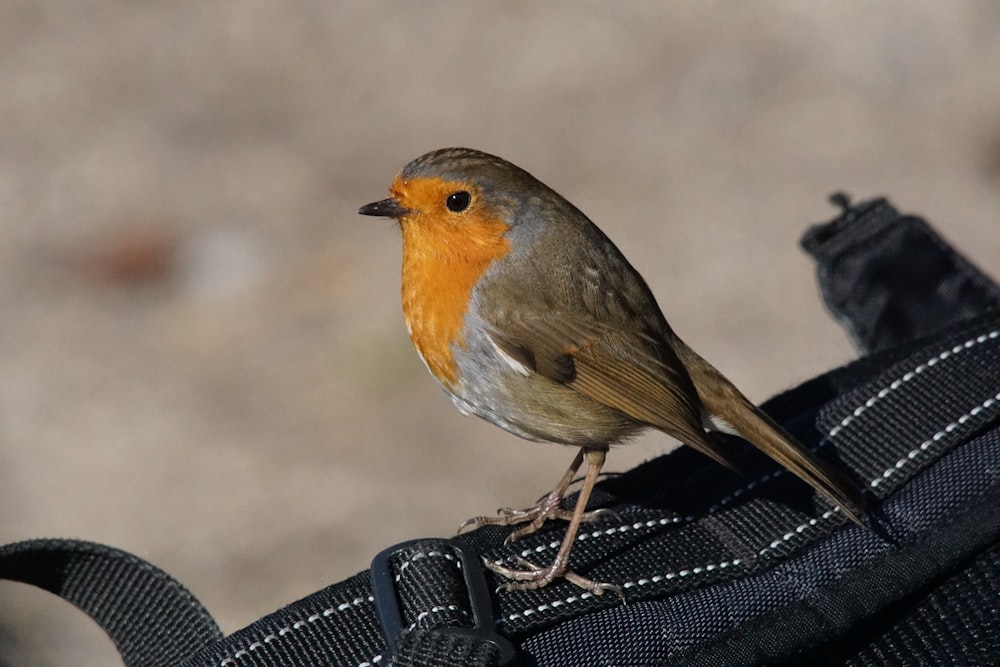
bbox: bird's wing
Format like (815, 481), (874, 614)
(486, 315), (740, 470)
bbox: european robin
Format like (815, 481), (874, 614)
(359, 147), (865, 594)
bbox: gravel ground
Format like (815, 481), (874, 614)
(2, 2), (999, 663)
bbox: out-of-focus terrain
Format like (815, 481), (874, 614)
(2, 3), (999, 663)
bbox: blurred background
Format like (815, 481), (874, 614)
(2, 2), (999, 663)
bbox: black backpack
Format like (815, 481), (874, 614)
(3, 195), (999, 666)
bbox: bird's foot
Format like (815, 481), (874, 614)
(458, 488), (618, 543)
(485, 555), (623, 599)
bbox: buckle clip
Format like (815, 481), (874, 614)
(371, 538), (517, 666)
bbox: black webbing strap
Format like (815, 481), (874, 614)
(372, 540), (516, 667)
(801, 194), (1000, 354)
(2, 196), (999, 666)
(170, 538), (516, 667)
(838, 539), (1000, 667)
(0, 538), (221, 667)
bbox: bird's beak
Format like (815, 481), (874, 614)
(358, 197), (410, 219)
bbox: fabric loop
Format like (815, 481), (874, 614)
(0, 539), (221, 667)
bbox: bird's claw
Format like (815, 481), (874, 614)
(461, 503), (620, 543)
(485, 555), (623, 600)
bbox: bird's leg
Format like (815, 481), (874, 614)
(485, 450), (622, 596)
(458, 448), (618, 542)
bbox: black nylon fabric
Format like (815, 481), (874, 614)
(391, 629), (500, 667)
(838, 540), (1000, 667)
(763, 526), (1000, 666)
(2, 195), (999, 666)
(177, 539), (515, 667)
(801, 195), (1000, 354)
(0, 539), (221, 667)
(176, 573), (382, 667)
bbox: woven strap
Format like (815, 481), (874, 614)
(0, 539), (221, 667)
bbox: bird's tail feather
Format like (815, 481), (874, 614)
(678, 342), (867, 525)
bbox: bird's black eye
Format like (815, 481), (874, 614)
(446, 191), (471, 213)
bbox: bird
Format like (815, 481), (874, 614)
(358, 147), (865, 594)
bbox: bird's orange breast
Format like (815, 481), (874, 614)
(398, 179), (511, 389)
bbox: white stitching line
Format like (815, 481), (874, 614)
(508, 514), (690, 561)
(509, 466), (794, 562)
(403, 603), (468, 632)
(828, 330), (998, 438)
(870, 391), (1000, 489)
(499, 505), (845, 624)
(367, 550), (468, 667)
(217, 549), (462, 667)
(518, 458), (798, 558)
(499, 503), (839, 624)
(747, 331), (1000, 556)
(755, 387), (1000, 555)
(222, 332), (999, 648)
(396, 548), (458, 580)
(507, 456), (825, 567)
(217, 595), (374, 666)
(392, 551), (473, 625)
(757, 509), (840, 556)
(618, 557), (743, 591)
(502, 556), (744, 623)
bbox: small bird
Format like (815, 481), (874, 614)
(359, 147), (865, 594)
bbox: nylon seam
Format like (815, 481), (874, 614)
(216, 549), (459, 667)
(870, 392), (1000, 488)
(501, 556), (745, 623)
(828, 330), (998, 438)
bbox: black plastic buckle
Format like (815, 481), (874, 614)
(371, 538), (517, 666)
